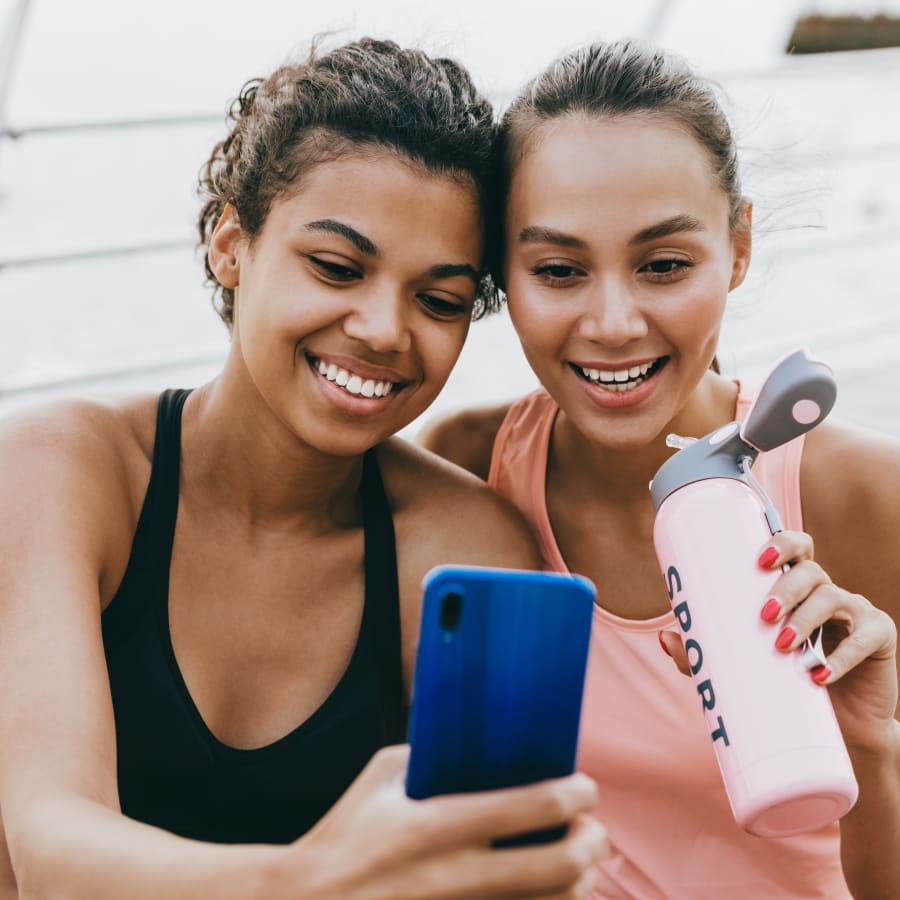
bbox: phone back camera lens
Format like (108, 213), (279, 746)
(440, 591), (463, 631)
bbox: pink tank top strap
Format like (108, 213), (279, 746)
(488, 389), (565, 570)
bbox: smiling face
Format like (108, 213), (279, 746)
(504, 114), (751, 451)
(214, 148), (484, 457)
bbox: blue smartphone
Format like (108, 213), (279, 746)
(405, 565), (595, 844)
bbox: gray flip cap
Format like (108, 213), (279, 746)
(650, 349), (837, 511)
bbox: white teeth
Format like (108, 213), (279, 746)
(578, 360), (658, 390)
(313, 357), (396, 399)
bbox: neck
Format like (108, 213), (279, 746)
(552, 371), (740, 505)
(179, 374), (366, 534)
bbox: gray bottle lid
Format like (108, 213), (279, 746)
(649, 349), (837, 511)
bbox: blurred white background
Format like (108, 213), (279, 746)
(1, 0), (898, 436)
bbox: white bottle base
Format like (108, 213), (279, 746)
(731, 747), (858, 837)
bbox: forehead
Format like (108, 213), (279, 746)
(507, 114), (729, 234)
(253, 148), (485, 266)
(260, 148), (484, 258)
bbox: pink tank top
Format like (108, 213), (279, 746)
(488, 387), (850, 899)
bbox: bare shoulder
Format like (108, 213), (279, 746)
(802, 419), (900, 527)
(377, 437), (543, 692)
(0, 393), (159, 601)
(801, 419), (900, 609)
(0, 392), (156, 496)
(377, 435), (540, 570)
(0, 391), (155, 450)
(415, 402), (512, 480)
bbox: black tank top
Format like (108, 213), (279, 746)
(101, 389), (406, 844)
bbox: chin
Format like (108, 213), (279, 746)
(575, 409), (671, 453)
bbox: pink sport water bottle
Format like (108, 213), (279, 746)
(649, 349), (858, 837)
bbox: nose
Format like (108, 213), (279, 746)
(576, 278), (648, 346)
(342, 283), (412, 354)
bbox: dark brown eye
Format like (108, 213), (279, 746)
(418, 294), (467, 318)
(642, 259), (691, 276)
(536, 265), (576, 279)
(308, 256), (362, 281)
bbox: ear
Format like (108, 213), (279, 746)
(729, 197), (753, 291)
(207, 203), (244, 289)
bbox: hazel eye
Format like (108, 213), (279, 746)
(531, 263), (584, 286)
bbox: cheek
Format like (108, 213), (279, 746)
(665, 276), (729, 345)
(421, 320), (470, 379)
(506, 284), (571, 355)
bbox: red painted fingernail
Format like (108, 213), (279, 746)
(812, 665), (832, 684)
(757, 546), (780, 568)
(658, 631), (672, 657)
(760, 599), (781, 623)
(775, 627), (796, 650)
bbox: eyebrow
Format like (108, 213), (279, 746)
(306, 220), (478, 284)
(629, 214), (706, 245)
(518, 215), (707, 250)
(305, 219), (378, 256)
(428, 263), (480, 285)
(518, 225), (587, 249)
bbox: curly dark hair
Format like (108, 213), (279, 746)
(197, 37), (501, 329)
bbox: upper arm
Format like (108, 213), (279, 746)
(801, 422), (900, 694)
(416, 404), (511, 481)
(0, 403), (140, 839)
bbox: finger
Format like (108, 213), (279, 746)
(423, 773), (599, 848)
(757, 530), (815, 570)
(758, 558), (832, 625)
(769, 583), (853, 653)
(450, 813), (607, 898)
(658, 630), (691, 677)
(309, 744), (411, 840)
(517, 857), (600, 899)
(361, 743), (411, 785)
(810, 605), (897, 685)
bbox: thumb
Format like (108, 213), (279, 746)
(658, 630), (691, 677)
(368, 743), (410, 780)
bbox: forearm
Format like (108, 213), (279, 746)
(9, 794), (291, 900)
(841, 719), (900, 900)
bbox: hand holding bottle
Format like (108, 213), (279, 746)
(661, 529), (898, 757)
(755, 535), (898, 757)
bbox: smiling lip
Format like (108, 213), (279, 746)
(569, 356), (668, 409)
(307, 351), (408, 384)
(305, 352), (409, 415)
